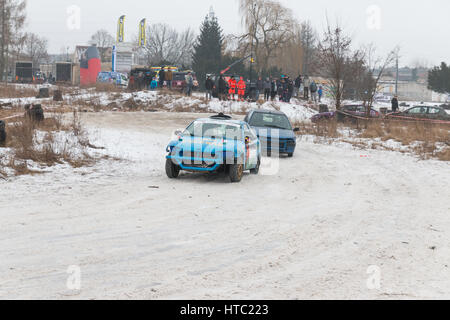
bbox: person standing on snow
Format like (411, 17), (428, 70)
(237, 77), (247, 102)
(166, 69), (173, 89)
(256, 76), (264, 101)
(318, 86), (324, 102)
(281, 78), (289, 102)
(264, 78), (271, 101)
(159, 68), (166, 89)
(391, 95), (399, 113)
(287, 78), (294, 103)
(303, 75), (310, 100)
(185, 72), (194, 96)
(270, 79), (277, 101)
(310, 80), (318, 103)
(228, 76), (237, 101)
(294, 75), (302, 98)
(218, 75), (227, 101)
(277, 78), (283, 101)
(205, 76), (214, 101)
(150, 77), (158, 90)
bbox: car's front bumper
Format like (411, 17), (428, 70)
(258, 138), (296, 154)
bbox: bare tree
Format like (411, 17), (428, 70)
(0, 0), (26, 80)
(361, 44), (398, 116)
(142, 23), (195, 66)
(89, 29), (114, 61)
(23, 33), (49, 66)
(300, 21), (317, 75)
(238, 0), (297, 73)
(89, 29), (114, 48)
(316, 20), (355, 110)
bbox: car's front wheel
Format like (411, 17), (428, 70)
(166, 159), (180, 179)
(229, 163), (244, 183)
(288, 153), (294, 158)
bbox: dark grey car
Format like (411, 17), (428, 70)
(387, 105), (450, 121)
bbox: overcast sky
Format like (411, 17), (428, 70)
(26, 0), (449, 66)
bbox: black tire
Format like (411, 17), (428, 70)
(165, 159), (180, 179)
(250, 158), (260, 174)
(229, 163), (244, 183)
(288, 153), (294, 158)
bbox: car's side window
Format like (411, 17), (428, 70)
(244, 124), (257, 140)
(428, 108), (440, 114)
(409, 107), (425, 114)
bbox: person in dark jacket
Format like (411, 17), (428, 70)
(263, 78), (271, 101)
(391, 96), (399, 112)
(205, 76), (214, 101)
(159, 68), (166, 88)
(218, 75), (227, 101)
(294, 75), (302, 97)
(277, 79), (283, 101)
(287, 78), (294, 102)
(256, 76), (264, 101)
(144, 72), (152, 90)
(310, 80), (318, 103)
(280, 78), (289, 102)
(270, 79), (277, 101)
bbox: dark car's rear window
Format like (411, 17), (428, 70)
(249, 113), (292, 130)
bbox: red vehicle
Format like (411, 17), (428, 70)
(311, 105), (380, 123)
(172, 72), (199, 91)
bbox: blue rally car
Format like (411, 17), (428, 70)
(165, 114), (261, 183)
(244, 109), (299, 157)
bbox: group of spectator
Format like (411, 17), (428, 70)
(204, 73), (325, 104)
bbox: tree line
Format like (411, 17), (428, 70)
(0, 0), (50, 79)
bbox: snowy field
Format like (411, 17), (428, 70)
(1, 111), (449, 300)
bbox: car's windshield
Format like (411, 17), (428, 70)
(249, 113), (292, 130)
(184, 121), (242, 140)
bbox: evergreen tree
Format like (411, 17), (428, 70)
(192, 9), (223, 89)
(428, 62), (450, 94)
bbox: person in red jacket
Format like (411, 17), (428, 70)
(238, 77), (246, 102)
(228, 76), (237, 101)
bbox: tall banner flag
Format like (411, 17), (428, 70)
(112, 45), (117, 72)
(117, 15), (125, 43)
(138, 19), (146, 48)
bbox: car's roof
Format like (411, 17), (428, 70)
(249, 109), (287, 116)
(195, 118), (245, 126)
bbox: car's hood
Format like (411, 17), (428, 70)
(251, 126), (295, 139)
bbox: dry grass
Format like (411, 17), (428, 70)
(295, 119), (339, 139)
(1, 111), (102, 176)
(294, 118), (450, 161)
(436, 148), (450, 161)
(93, 83), (124, 93)
(0, 84), (37, 98)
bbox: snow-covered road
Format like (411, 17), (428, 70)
(1, 112), (449, 300)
